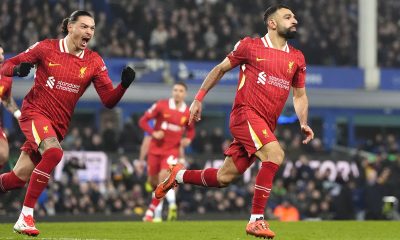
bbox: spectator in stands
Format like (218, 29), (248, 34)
(273, 198), (300, 222)
(102, 120), (119, 152)
(0, 0), (364, 66)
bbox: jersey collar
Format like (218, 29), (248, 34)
(59, 37), (85, 59)
(261, 33), (289, 53)
(169, 98), (187, 112)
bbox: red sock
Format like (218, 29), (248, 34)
(0, 171), (26, 193)
(183, 168), (219, 187)
(23, 148), (63, 208)
(148, 197), (161, 213)
(251, 161), (279, 214)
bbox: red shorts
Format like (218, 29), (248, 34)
(0, 127), (7, 140)
(19, 112), (62, 165)
(224, 108), (277, 174)
(147, 153), (179, 176)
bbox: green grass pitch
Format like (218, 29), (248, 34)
(0, 220), (399, 240)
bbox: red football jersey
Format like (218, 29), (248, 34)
(227, 34), (306, 130)
(0, 38), (127, 138)
(139, 98), (195, 155)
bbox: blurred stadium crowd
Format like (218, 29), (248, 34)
(0, 0), (398, 66)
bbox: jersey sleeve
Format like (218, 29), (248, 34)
(92, 54), (126, 108)
(0, 41), (45, 76)
(139, 101), (162, 135)
(292, 51), (306, 88)
(226, 37), (251, 68)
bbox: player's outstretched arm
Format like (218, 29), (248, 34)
(293, 87), (314, 144)
(12, 63), (34, 77)
(197, 57), (233, 94)
(0, 42), (43, 77)
(1, 57), (34, 78)
(189, 58), (233, 124)
(93, 66), (136, 108)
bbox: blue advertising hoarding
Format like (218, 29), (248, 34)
(380, 68), (400, 90)
(5, 54), (365, 90)
(305, 66), (364, 89)
(105, 59), (365, 89)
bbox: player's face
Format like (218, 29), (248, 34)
(0, 47), (4, 63)
(172, 84), (187, 103)
(68, 16), (95, 51)
(274, 8), (298, 39)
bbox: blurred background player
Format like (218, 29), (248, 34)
(155, 4), (313, 239)
(139, 82), (195, 222)
(139, 120), (188, 220)
(0, 10), (136, 236)
(0, 44), (22, 170)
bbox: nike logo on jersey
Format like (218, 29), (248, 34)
(48, 62), (61, 67)
(256, 57), (268, 62)
(36, 179), (47, 183)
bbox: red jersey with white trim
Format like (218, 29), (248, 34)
(139, 98), (195, 155)
(0, 38), (127, 138)
(227, 34), (306, 130)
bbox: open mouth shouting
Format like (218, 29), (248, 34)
(80, 36), (91, 49)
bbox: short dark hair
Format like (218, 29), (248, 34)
(174, 82), (188, 90)
(263, 4), (292, 23)
(61, 10), (94, 35)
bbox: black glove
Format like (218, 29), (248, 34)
(120, 66), (136, 89)
(13, 62), (34, 77)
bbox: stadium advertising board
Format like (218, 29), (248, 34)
(204, 159), (359, 183)
(54, 151), (108, 182)
(105, 59), (365, 89)
(10, 56), (364, 90)
(380, 68), (400, 90)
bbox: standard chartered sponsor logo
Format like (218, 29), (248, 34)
(46, 76), (56, 89)
(56, 81), (80, 93)
(45, 76), (80, 93)
(257, 71), (289, 90)
(257, 72), (267, 85)
(267, 75), (290, 90)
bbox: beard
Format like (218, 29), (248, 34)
(278, 27), (297, 39)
